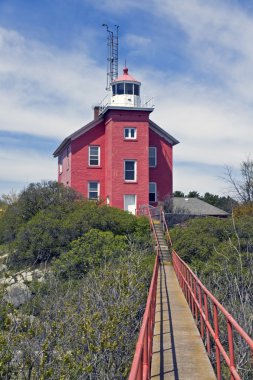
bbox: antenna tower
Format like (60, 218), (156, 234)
(102, 24), (119, 91)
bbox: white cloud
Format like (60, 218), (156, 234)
(0, 147), (56, 183)
(1, 0), (253, 196)
(0, 27), (105, 139)
(125, 34), (151, 49)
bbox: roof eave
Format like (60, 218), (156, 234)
(149, 120), (179, 146)
(53, 115), (104, 157)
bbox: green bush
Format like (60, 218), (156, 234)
(53, 229), (129, 279)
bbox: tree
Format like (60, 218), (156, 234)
(173, 190), (185, 197)
(187, 190), (200, 198)
(225, 157), (253, 203)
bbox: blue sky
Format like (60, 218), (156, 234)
(0, 0), (252, 197)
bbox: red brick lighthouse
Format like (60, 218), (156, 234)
(53, 65), (179, 214)
(54, 25), (178, 214)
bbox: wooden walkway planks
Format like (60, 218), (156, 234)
(151, 262), (216, 380)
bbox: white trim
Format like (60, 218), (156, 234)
(124, 127), (137, 139)
(89, 145), (100, 166)
(149, 182), (157, 202)
(124, 194), (137, 215)
(124, 160), (137, 181)
(88, 181), (100, 200)
(149, 147), (157, 168)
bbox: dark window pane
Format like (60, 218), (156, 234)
(90, 158), (98, 165)
(125, 83), (133, 94)
(149, 193), (156, 202)
(112, 85), (116, 95)
(125, 171), (134, 180)
(117, 83), (124, 94)
(90, 147), (98, 155)
(131, 129), (135, 138)
(89, 182), (98, 190)
(149, 147), (156, 167)
(134, 84), (140, 96)
(124, 129), (129, 138)
(149, 157), (155, 166)
(125, 161), (134, 170)
(89, 191), (98, 199)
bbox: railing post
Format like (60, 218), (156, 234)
(214, 304), (221, 380)
(227, 320), (236, 380)
(143, 326), (149, 380)
(198, 285), (204, 339)
(204, 293), (211, 356)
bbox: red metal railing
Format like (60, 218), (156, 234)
(128, 253), (159, 380)
(128, 205), (161, 380)
(160, 210), (253, 379)
(172, 250), (253, 380)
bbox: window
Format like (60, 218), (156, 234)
(149, 147), (157, 167)
(134, 84), (140, 96)
(89, 146), (100, 166)
(149, 182), (157, 202)
(59, 156), (63, 174)
(67, 146), (70, 169)
(124, 128), (136, 139)
(125, 83), (133, 94)
(117, 83), (124, 95)
(124, 160), (136, 181)
(88, 182), (99, 200)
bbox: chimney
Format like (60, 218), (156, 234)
(94, 106), (100, 120)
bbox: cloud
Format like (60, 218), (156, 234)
(0, 27), (105, 139)
(125, 34), (151, 49)
(1, 1), (253, 196)
(0, 147), (55, 184)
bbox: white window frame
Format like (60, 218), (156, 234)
(89, 145), (100, 166)
(124, 160), (137, 182)
(88, 181), (100, 200)
(59, 156), (63, 174)
(149, 182), (157, 202)
(124, 127), (137, 140)
(66, 146), (70, 170)
(149, 147), (157, 168)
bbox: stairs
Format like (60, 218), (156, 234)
(153, 221), (170, 262)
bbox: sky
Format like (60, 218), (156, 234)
(0, 0), (253, 197)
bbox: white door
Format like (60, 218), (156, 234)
(124, 195), (136, 214)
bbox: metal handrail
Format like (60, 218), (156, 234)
(159, 208), (253, 379)
(172, 251), (253, 379)
(128, 254), (159, 380)
(132, 205), (253, 379)
(128, 205), (161, 379)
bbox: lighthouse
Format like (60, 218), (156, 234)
(53, 33), (179, 214)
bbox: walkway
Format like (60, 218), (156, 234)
(151, 222), (216, 379)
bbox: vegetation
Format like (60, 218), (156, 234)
(0, 181), (154, 379)
(169, 210), (253, 379)
(225, 157), (253, 203)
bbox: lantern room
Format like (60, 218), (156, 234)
(110, 67), (141, 107)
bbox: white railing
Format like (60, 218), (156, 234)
(98, 95), (155, 114)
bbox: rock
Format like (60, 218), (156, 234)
(4, 283), (32, 308)
(0, 264), (7, 273)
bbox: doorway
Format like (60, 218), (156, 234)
(124, 194), (136, 214)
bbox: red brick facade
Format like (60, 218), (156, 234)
(54, 69), (179, 213)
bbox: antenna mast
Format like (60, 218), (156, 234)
(102, 24), (119, 91)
